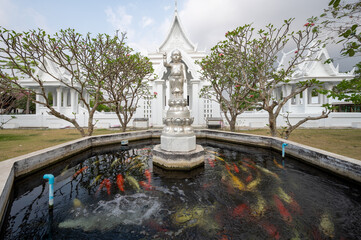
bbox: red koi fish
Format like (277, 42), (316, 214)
(139, 181), (153, 190)
(243, 157), (256, 165)
(73, 166), (88, 179)
(261, 222), (280, 240)
(225, 163), (230, 171)
(273, 158), (284, 169)
(147, 220), (168, 232)
(242, 162), (256, 170)
(233, 163), (239, 173)
(246, 174), (253, 183)
(273, 195), (292, 223)
(96, 179), (111, 195)
(116, 174), (124, 192)
(104, 179), (111, 195)
(231, 203), (249, 218)
(289, 198), (301, 214)
(208, 158), (215, 168)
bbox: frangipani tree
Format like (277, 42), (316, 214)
(196, 27), (260, 132)
(0, 28), (153, 136)
(102, 42), (154, 132)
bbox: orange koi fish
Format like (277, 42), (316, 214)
(233, 163), (239, 173)
(73, 166), (88, 179)
(225, 163), (230, 171)
(246, 174), (253, 183)
(144, 169), (152, 184)
(116, 174), (124, 192)
(261, 222), (280, 240)
(139, 181), (153, 190)
(96, 179), (111, 195)
(289, 198), (301, 214)
(227, 170), (246, 191)
(208, 158), (215, 168)
(231, 203), (249, 218)
(273, 195), (292, 223)
(273, 158), (284, 169)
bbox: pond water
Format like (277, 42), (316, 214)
(1, 140), (361, 239)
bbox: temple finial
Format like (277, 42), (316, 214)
(175, 0), (178, 12)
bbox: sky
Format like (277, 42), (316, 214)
(0, 0), (359, 71)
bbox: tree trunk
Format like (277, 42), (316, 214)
(229, 116), (237, 132)
(268, 111), (277, 137)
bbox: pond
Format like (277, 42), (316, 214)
(1, 140), (361, 239)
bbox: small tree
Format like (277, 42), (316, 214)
(0, 28), (141, 136)
(103, 43), (154, 132)
(197, 26), (260, 132)
(207, 19), (332, 138)
(321, 0), (361, 104)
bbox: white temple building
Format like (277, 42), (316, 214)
(1, 7), (360, 129)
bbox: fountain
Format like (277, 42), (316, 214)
(152, 49), (205, 170)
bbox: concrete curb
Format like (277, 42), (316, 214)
(0, 129), (360, 224)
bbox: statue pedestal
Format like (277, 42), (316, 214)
(161, 135), (196, 152)
(152, 144), (205, 170)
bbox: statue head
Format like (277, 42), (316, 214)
(171, 49), (182, 63)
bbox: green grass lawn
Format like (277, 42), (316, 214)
(0, 128), (360, 161)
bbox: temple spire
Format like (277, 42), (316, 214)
(175, 0), (178, 12)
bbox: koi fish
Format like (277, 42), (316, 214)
(90, 174), (102, 186)
(73, 166), (88, 179)
(319, 212), (334, 238)
(251, 194), (266, 217)
(139, 181), (153, 190)
(273, 158), (284, 169)
(261, 222), (280, 240)
(277, 187), (291, 203)
(111, 158), (121, 168)
(206, 150), (222, 156)
(242, 162), (256, 170)
(233, 163), (239, 173)
(247, 171), (261, 191)
(60, 164), (69, 176)
(227, 170), (245, 191)
(129, 162), (144, 170)
(273, 195), (292, 223)
(232, 203), (248, 218)
(237, 163), (248, 172)
(126, 175), (140, 191)
(116, 174), (124, 192)
(289, 198), (301, 214)
(208, 158), (215, 168)
(242, 157), (256, 165)
(73, 198), (82, 208)
(256, 165), (280, 181)
(104, 179), (111, 195)
(215, 156), (225, 162)
(246, 174), (253, 183)
(144, 169), (151, 184)
(225, 163), (230, 171)
(202, 183), (211, 189)
(146, 220), (167, 232)
(96, 178), (111, 195)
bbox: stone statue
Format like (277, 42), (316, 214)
(163, 49), (186, 98)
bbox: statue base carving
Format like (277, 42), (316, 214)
(152, 144), (205, 170)
(161, 135), (196, 152)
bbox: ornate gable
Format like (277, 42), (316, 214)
(158, 10), (196, 53)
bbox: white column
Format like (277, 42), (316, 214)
(295, 93), (300, 105)
(191, 80), (200, 125)
(63, 90), (68, 107)
(70, 89), (77, 114)
(56, 88), (62, 112)
(35, 88), (41, 115)
(152, 79), (165, 126)
(283, 85), (292, 112)
(303, 88), (308, 113)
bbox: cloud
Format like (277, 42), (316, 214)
(180, 0), (330, 50)
(105, 6), (134, 37)
(164, 5), (171, 11)
(141, 16), (154, 28)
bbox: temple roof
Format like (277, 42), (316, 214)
(158, 9), (197, 53)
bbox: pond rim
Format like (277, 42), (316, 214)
(0, 129), (360, 225)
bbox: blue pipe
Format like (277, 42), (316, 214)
(282, 143), (288, 158)
(43, 174), (54, 208)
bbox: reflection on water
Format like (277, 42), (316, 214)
(1, 140), (361, 239)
